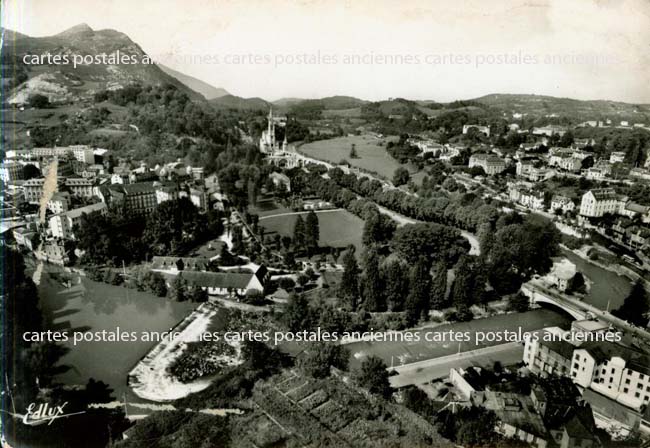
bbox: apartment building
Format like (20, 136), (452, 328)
(469, 153), (506, 175)
(47, 191), (71, 214)
(120, 182), (158, 216)
(579, 188), (620, 217)
(23, 178), (45, 203)
(550, 195), (576, 214)
(49, 202), (108, 240)
(64, 177), (95, 198)
(572, 342), (650, 411)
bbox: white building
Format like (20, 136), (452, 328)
(583, 167), (607, 181)
(1, 161), (26, 183)
(550, 195), (575, 214)
(49, 202), (107, 240)
(532, 126), (567, 137)
(549, 154), (581, 172)
(64, 178), (95, 198)
(572, 342), (650, 411)
(7, 145), (94, 164)
(579, 188), (620, 217)
(269, 172), (291, 192)
(47, 191), (71, 214)
(168, 267), (267, 297)
(516, 160), (536, 177)
(469, 154), (506, 175)
(609, 152), (626, 164)
(510, 185), (545, 210)
(462, 124), (490, 137)
(190, 186), (209, 212)
(155, 183), (180, 205)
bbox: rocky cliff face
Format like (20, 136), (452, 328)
(2, 23), (202, 104)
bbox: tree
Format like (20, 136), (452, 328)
(298, 343), (349, 378)
(507, 293), (530, 312)
(405, 258), (431, 326)
(190, 286), (209, 303)
(384, 260), (408, 311)
(22, 164), (41, 180)
(143, 198), (205, 255)
(28, 93), (50, 108)
(362, 212), (395, 246)
(559, 130), (574, 148)
(296, 273), (309, 289)
(430, 261), (448, 310)
(613, 280), (649, 326)
(356, 355), (392, 399)
(451, 255), (476, 308)
(340, 246), (360, 310)
(567, 272), (586, 294)
(146, 272), (168, 297)
(279, 277), (296, 290)
(392, 223), (469, 265)
(170, 274), (188, 302)
(393, 167), (411, 186)
(284, 293), (312, 331)
(304, 210), (320, 252)
(293, 215), (306, 249)
(349, 143), (358, 159)
(362, 248), (384, 311)
(486, 216), (560, 294)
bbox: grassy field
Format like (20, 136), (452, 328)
(299, 134), (424, 183)
(258, 209), (364, 254)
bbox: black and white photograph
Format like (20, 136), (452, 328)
(1, 0), (650, 446)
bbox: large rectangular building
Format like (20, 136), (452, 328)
(49, 202), (108, 240)
(579, 188), (620, 217)
(571, 342), (650, 411)
(7, 145), (95, 164)
(469, 153), (506, 175)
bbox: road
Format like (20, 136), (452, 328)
(373, 203), (480, 255)
(389, 342), (523, 388)
(295, 149), (481, 255)
(258, 208), (343, 221)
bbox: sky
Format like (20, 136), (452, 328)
(3, 0), (650, 103)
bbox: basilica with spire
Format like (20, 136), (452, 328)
(259, 108), (288, 154)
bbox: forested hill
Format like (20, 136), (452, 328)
(472, 93), (650, 121)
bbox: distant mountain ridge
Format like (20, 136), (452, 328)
(158, 64), (229, 100)
(471, 93), (650, 119)
(209, 94), (270, 111)
(3, 24), (649, 118)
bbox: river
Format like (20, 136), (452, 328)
(34, 264), (196, 399)
(32, 244), (629, 399)
(561, 248), (632, 311)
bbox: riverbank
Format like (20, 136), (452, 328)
(128, 302), (240, 402)
(569, 244), (641, 283)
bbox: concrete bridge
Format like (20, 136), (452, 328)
(521, 281), (591, 320)
(521, 280), (650, 341)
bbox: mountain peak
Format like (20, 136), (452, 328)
(56, 23), (94, 37)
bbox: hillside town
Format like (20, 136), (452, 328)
(3, 99), (650, 447)
(2, 1), (650, 447)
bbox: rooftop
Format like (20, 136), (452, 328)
(65, 202), (107, 219)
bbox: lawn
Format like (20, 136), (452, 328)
(258, 209), (365, 254)
(299, 134), (425, 183)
